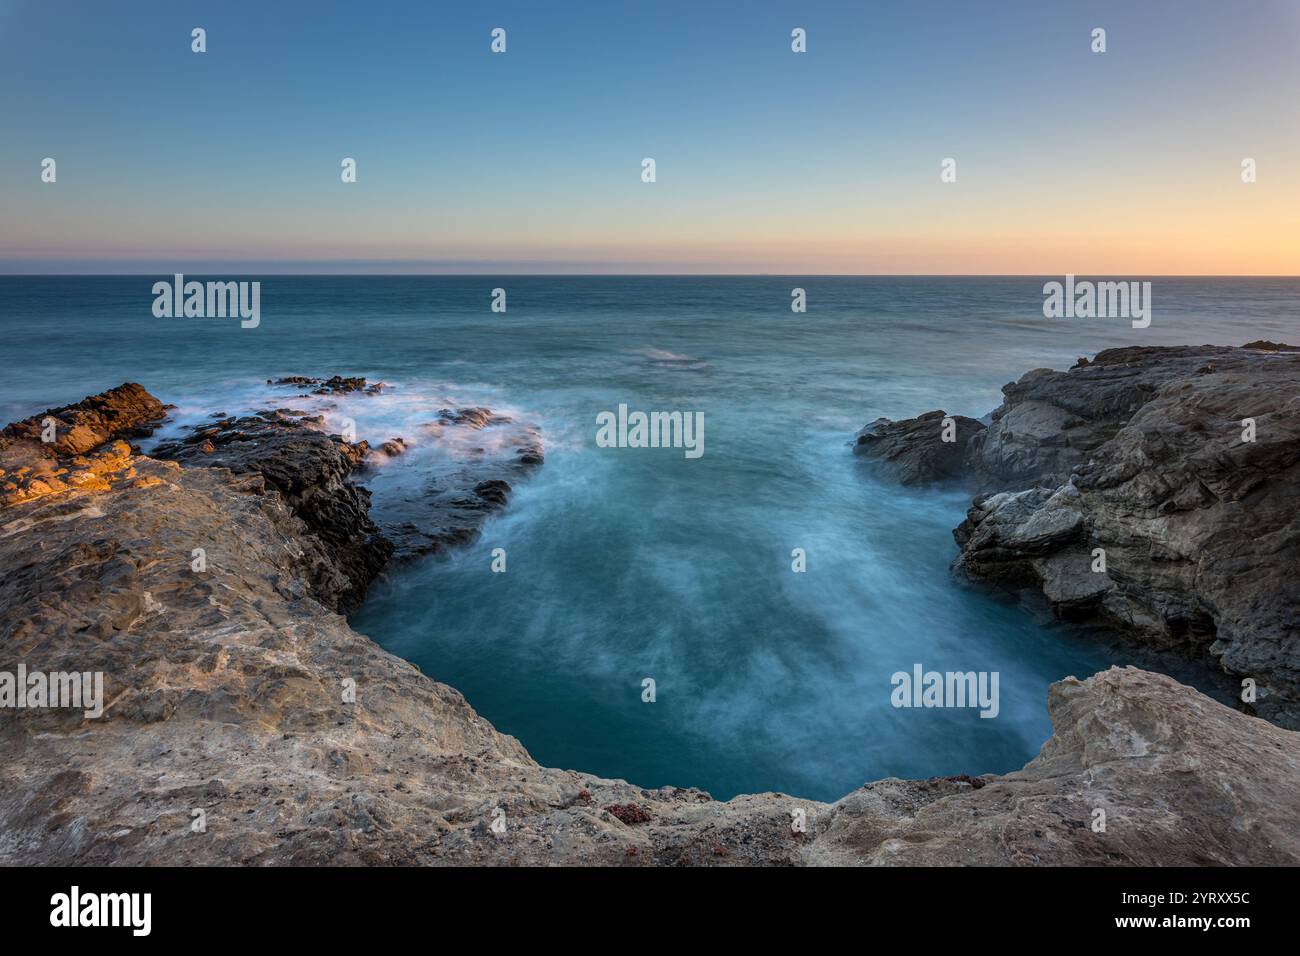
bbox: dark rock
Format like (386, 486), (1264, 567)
(1241, 340), (1299, 351)
(153, 413), (392, 613)
(852, 410), (984, 485)
(472, 479), (511, 507)
(374, 476), (517, 560)
(960, 350), (1227, 493)
(371, 408), (544, 560)
(858, 345), (1300, 726)
(270, 375), (385, 395)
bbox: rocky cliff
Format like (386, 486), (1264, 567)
(853, 343), (1300, 727)
(2, 380), (1298, 865)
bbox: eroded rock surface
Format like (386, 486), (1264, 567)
(150, 409), (390, 613)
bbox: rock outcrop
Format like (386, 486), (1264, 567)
(1, 382), (166, 457)
(2, 381), (1299, 865)
(853, 410), (985, 485)
(963, 345), (1256, 493)
(369, 406), (545, 560)
(268, 375), (386, 396)
(151, 409), (390, 613)
(853, 344), (1300, 727)
(143, 378), (547, 603)
(0, 383), (170, 510)
(806, 667), (1300, 865)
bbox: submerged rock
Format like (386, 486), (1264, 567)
(435, 406), (511, 429)
(269, 375), (386, 395)
(370, 407), (545, 560)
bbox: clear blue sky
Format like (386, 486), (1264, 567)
(2, 0), (1297, 273)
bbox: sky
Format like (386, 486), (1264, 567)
(1, 0), (1298, 274)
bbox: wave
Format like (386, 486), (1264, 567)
(633, 347), (711, 371)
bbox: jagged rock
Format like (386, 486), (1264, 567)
(857, 345), (1300, 727)
(0, 382), (166, 457)
(962, 345), (1269, 493)
(151, 411), (391, 613)
(953, 485), (1105, 620)
(0, 440), (137, 507)
(375, 476), (520, 560)
(269, 375), (386, 395)
(435, 407), (509, 429)
(372, 408), (545, 559)
(852, 410), (984, 485)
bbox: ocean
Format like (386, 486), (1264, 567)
(3, 275), (1294, 801)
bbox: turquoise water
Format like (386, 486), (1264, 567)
(3, 276), (1291, 800)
